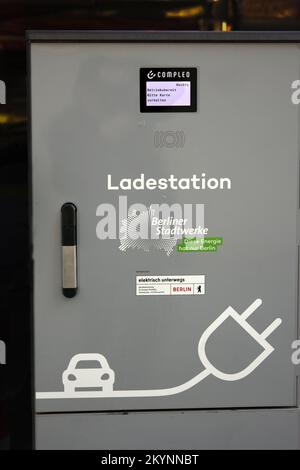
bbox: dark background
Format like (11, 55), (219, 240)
(0, 0), (300, 450)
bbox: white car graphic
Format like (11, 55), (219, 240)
(62, 353), (115, 393)
(36, 299), (282, 400)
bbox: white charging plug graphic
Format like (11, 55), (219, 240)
(198, 298), (282, 382)
(36, 298), (282, 399)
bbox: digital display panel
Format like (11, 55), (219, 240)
(140, 68), (197, 113)
(146, 81), (191, 107)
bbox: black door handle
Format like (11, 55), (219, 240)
(61, 203), (78, 298)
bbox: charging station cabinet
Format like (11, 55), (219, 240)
(28, 31), (300, 449)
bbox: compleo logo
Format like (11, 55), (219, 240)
(147, 70), (156, 80)
(147, 70), (191, 79)
(145, 69), (192, 80)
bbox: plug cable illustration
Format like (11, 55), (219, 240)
(36, 299), (282, 399)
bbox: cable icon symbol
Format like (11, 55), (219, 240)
(36, 299), (282, 400)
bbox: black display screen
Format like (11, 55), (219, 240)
(140, 68), (197, 113)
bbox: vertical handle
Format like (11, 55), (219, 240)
(61, 203), (78, 298)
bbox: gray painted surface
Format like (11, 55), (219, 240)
(30, 36), (300, 447)
(31, 42), (299, 413)
(26, 30), (300, 43)
(36, 408), (300, 449)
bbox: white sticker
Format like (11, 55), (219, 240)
(136, 275), (205, 296)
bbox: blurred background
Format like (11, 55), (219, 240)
(0, 0), (300, 450)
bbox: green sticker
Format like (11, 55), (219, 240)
(177, 237), (223, 253)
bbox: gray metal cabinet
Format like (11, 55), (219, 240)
(29, 31), (300, 449)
